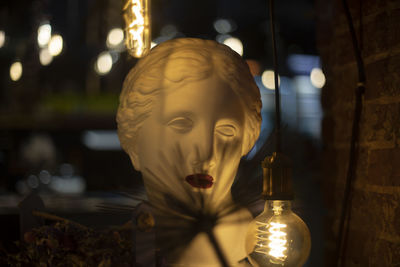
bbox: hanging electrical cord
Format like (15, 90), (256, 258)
(335, 0), (366, 266)
(269, 0), (282, 153)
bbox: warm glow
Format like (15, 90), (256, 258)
(223, 37), (243, 56)
(310, 67), (326, 88)
(268, 222), (287, 259)
(107, 28), (124, 48)
(95, 51), (113, 75)
(48, 34), (63, 56)
(261, 70), (280, 90)
(39, 48), (53, 66)
(123, 0), (151, 58)
(10, 61), (23, 81)
(0, 30), (5, 48)
(151, 41), (157, 48)
(254, 220), (288, 263)
(37, 23), (52, 48)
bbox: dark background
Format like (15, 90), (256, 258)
(0, 0), (326, 266)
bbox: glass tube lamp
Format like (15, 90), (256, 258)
(123, 0), (151, 58)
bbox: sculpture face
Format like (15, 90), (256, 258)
(132, 74), (245, 205)
(117, 38), (262, 208)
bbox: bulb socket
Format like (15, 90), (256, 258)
(262, 152), (294, 200)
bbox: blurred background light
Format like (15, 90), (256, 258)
(160, 24), (178, 38)
(82, 130), (121, 150)
(10, 61), (22, 81)
(287, 54), (320, 75)
(39, 48), (53, 66)
(261, 70), (280, 90)
(310, 68), (326, 88)
(39, 170), (52, 184)
(0, 30), (5, 48)
(223, 37), (243, 56)
(213, 18), (235, 34)
(106, 28), (124, 48)
(48, 34), (63, 56)
(95, 51), (113, 75)
(27, 174), (39, 188)
(37, 23), (52, 48)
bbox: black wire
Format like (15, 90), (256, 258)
(336, 0), (366, 266)
(269, 0), (281, 153)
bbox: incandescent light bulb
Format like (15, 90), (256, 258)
(245, 200), (311, 267)
(245, 152), (311, 266)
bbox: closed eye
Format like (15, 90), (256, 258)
(215, 124), (237, 137)
(168, 117), (193, 133)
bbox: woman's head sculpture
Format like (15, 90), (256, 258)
(117, 38), (261, 208)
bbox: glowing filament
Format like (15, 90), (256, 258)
(268, 222), (287, 259)
(255, 221), (288, 263)
(123, 0), (150, 58)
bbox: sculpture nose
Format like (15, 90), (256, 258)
(191, 125), (216, 171)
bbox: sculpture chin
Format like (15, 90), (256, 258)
(185, 174), (214, 189)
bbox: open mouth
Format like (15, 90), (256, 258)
(185, 174), (214, 189)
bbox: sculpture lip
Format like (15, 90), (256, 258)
(185, 174), (214, 189)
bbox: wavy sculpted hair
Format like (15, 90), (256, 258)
(117, 38), (261, 156)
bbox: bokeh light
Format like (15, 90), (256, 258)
(262, 70), (280, 90)
(27, 175), (39, 188)
(10, 61), (22, 81)
(95, 51), (113, 75)
(0, 30), (5, 48)
(39, 170), (52, 184)
(37, 23), (52, 48)
(106, 28), (124, 48)
(213, 19), (233, 34)
(39, 48), (53, 66)
(223, 37), (243, 56)
(48, 34), (63, 56)
(310, 68), (326, 88)
(160, 24), (178, 38)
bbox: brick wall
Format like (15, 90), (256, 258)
(316, 0), (400, 266)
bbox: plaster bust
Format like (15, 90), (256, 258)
(117, 38), (261, 266)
